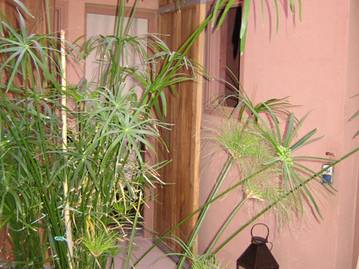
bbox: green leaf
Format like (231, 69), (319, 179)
(240, 0), (251, 40)
(298, 0), (303, 21)
(349, 110), (359, 121)
(290, 129), (317, 151)
(273, 0), (280, 32)
(289, 0), (295, 12)
(13, 0), (34, 18)
(216, 0), (235, 28)
(283, 113), (295, 146)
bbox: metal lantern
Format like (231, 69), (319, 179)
(237, 223), (279, 269)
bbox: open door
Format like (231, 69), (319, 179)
(154, 1), (206, 253)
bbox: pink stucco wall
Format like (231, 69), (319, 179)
(200, 1), (359, 269)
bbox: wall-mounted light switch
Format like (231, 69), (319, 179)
(322, 164), (334, 184)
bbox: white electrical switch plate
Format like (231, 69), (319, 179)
(322, 164), (333, 184)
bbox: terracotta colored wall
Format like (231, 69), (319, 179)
(199, 1), (359, 269)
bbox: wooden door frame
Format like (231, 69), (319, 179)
(159, 0), (243, 13)
(55, 0), (69, 31)
(85, 3), (157, 33)
(84, 3), (158, 95)
(203, 2), (245, 113)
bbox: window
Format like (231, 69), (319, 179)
(84, 4), (156, 91)
(85, 11), (148, 90)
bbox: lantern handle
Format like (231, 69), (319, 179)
(251, 223), (270, 241)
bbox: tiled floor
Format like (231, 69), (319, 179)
(114, 236), (177, 269)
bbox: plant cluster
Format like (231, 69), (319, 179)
(175, 82), (335, 269)
(0, 1), (358, 269)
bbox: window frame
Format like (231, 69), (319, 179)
(84, 4), (157, 82)
(85, 4), (157, 33)
(55, 0), (69, 32)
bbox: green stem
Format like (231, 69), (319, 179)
(177, 156), (233, 269)
(133, 162), (273, 267)
(205, 196), (248, 255)
(123, 192), (142, 269)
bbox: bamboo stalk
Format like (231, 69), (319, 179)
(60, 30), (74, 267)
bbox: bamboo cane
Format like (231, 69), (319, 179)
(60, 29), (74, 268)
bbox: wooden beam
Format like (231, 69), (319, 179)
(159, 0), (211, 14)
(159, 0), (242, 14)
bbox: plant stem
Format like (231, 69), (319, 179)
(123, 192), (142, 269)
(205, 196), (248, 254)
(133, 162), (273, 267)
(177, 156), (233, 269)
(60, 30), (73, 267)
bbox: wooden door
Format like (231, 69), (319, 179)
(154, 1), (206, 252)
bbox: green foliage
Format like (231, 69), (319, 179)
(1, 1), (358, 269)
(191, 255), (222, 269)
(177, 78), (340, 268)
(220, 68), (293, 121)
(0, 0), (201, 268)
(217, 120), (274, 163)
(82, 231), (118, 258)
(188, 91), (346, 259)
(169, 236), (223, 269)
(218, 123), (262, 159)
